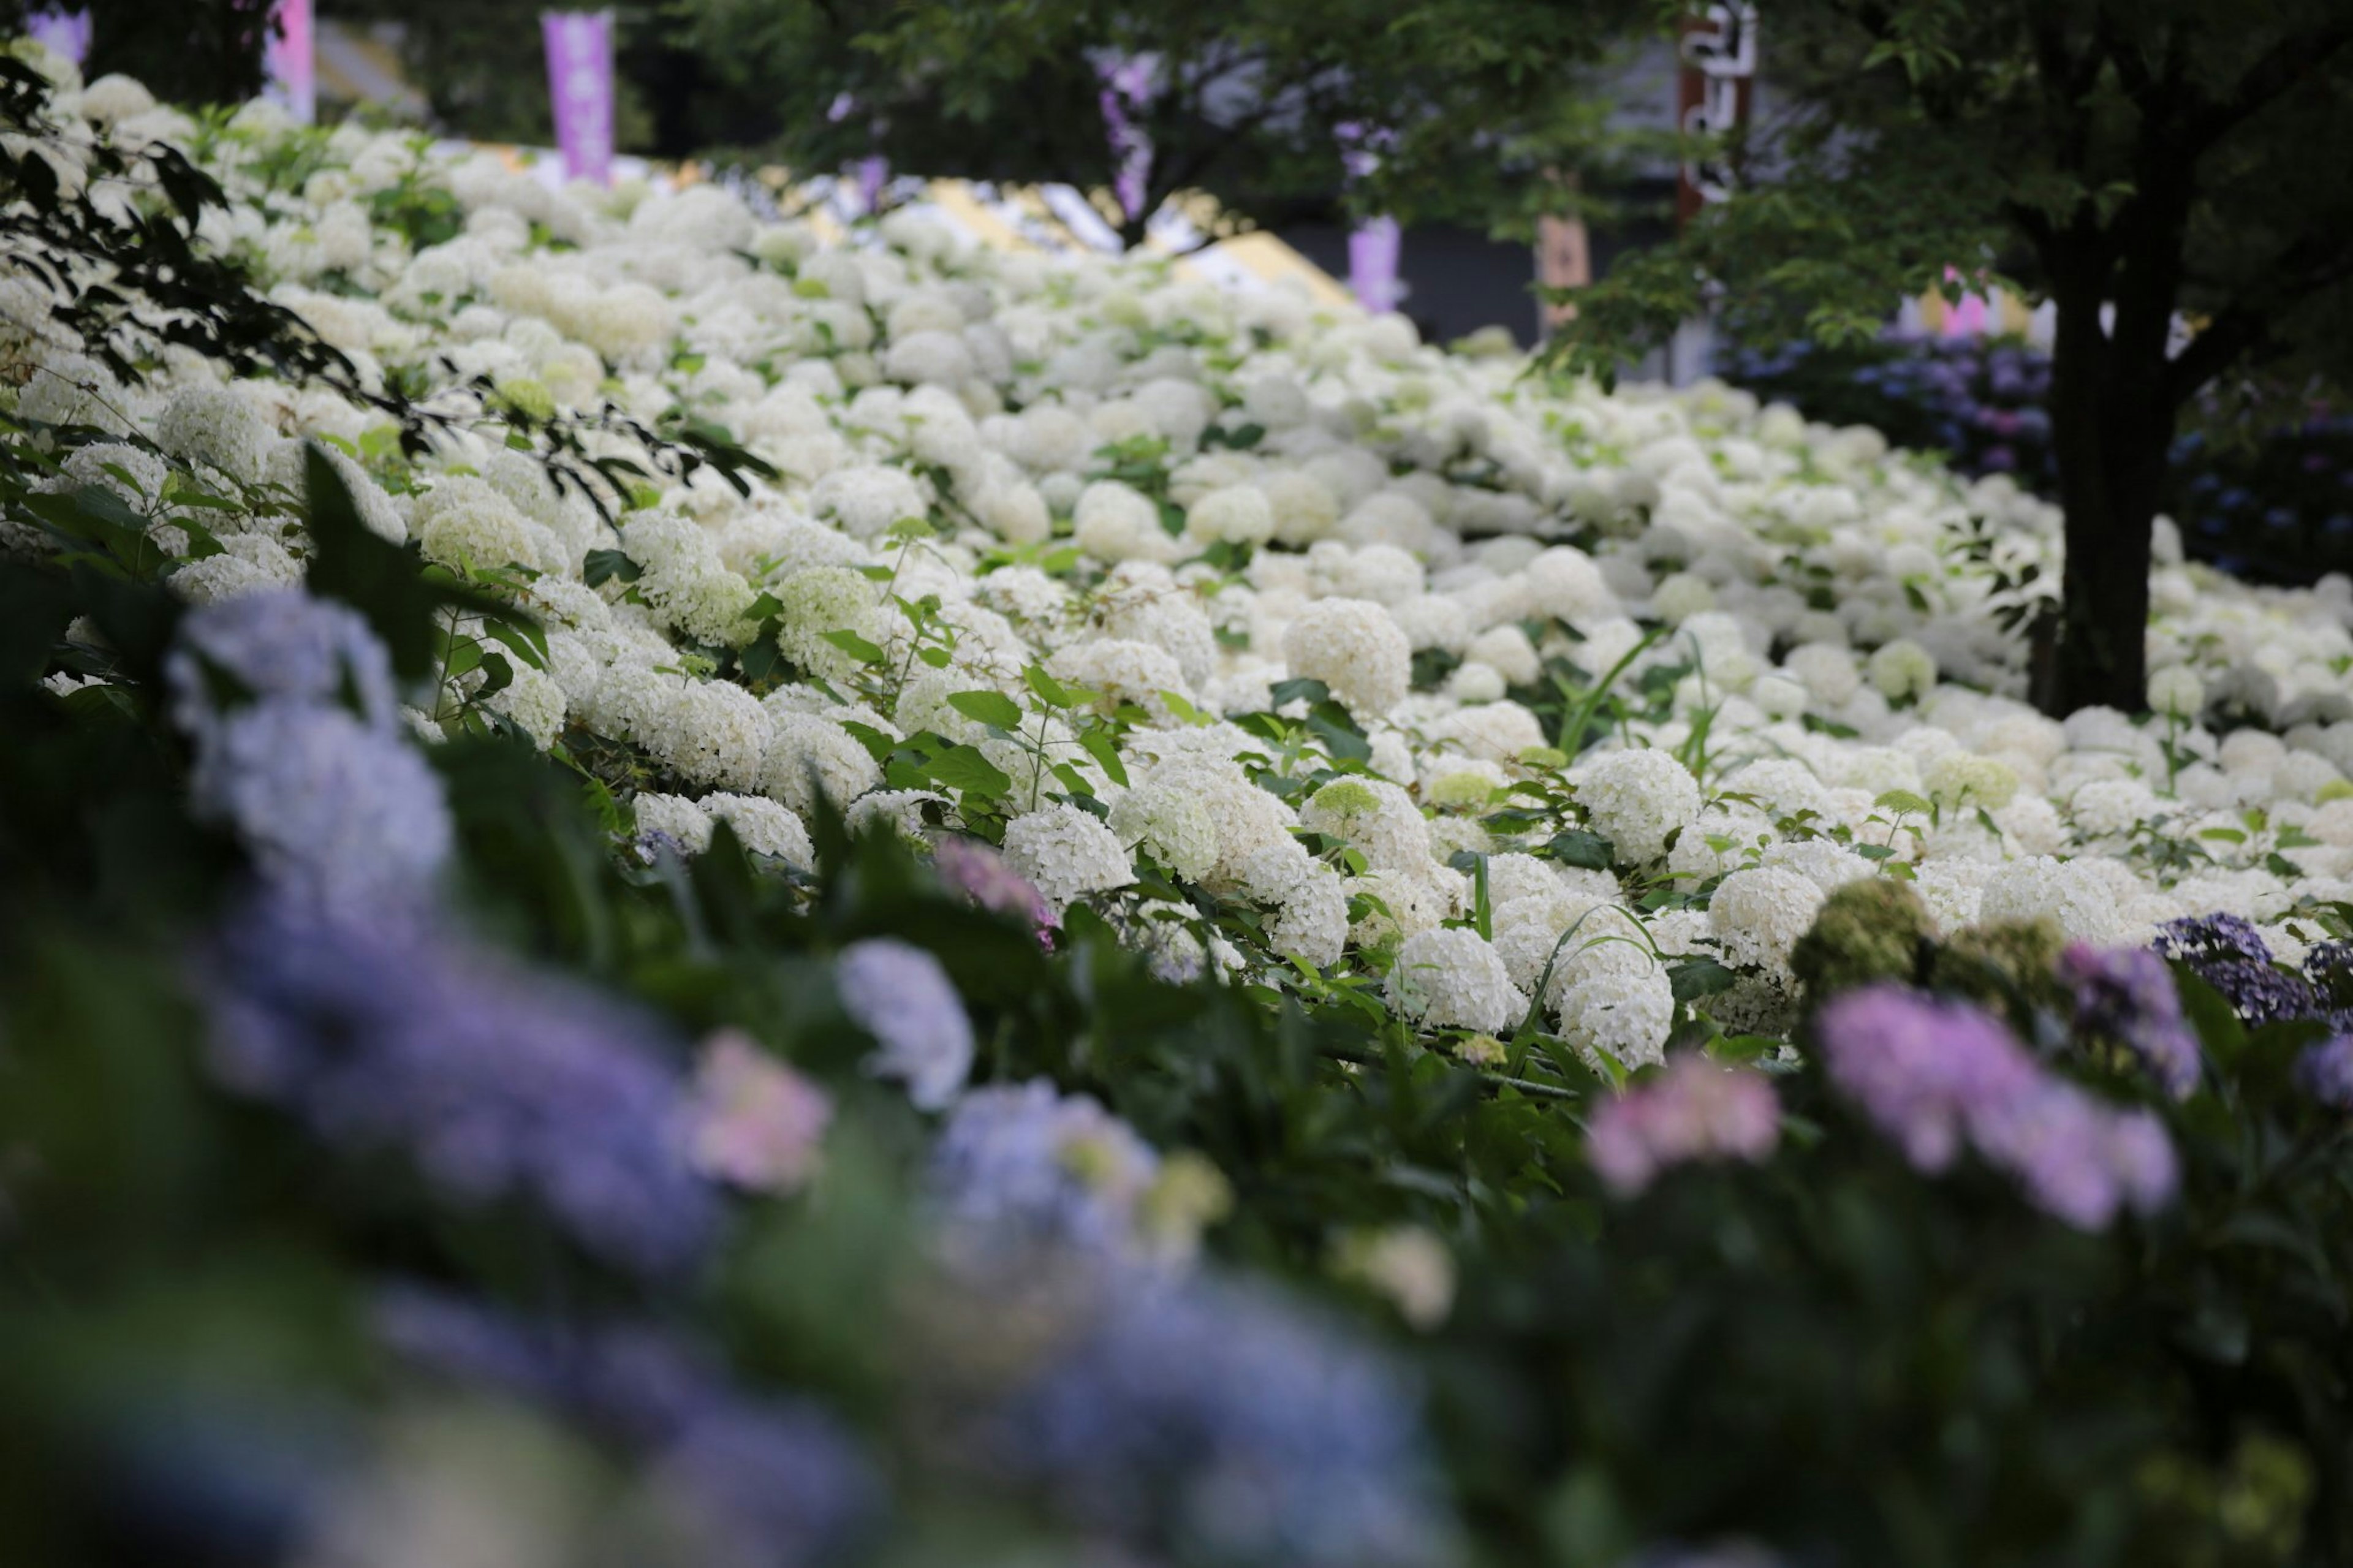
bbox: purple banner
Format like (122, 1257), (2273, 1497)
(542, 10), (615, 185)
(828, 93), (889, 214)
(263, 0), (314, 124)
(25, 9), (92, 67)
(1096, 55), (1156, 224)
(1336, 123), (1403, 314)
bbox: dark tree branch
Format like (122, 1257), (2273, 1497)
(2177, 23), (2353, 156)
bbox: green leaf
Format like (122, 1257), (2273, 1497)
(1077, 725), (1130, 787)
(1545, 829), (1616, 869)
(947, 689), (1024, 729)
(837, 719), (898, 762)
(1669, 956), (1740, 1002)
(474, 650), (514, 700)
(1305, 700), (1371, 763)
(480, 615), (548, 670)
(820, 628), (889, 665)
(926, 744), (1013, 800)
(1269, 676), (1332, 708)
(1023, 663), (1074, 708)
(584, 547), (641, 586)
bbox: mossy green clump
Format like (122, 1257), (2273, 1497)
(1930, 917), (2069, 1016)
(1791, 877), (1936, 1001)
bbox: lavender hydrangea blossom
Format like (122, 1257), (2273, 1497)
(835, 937), (973, 1110)
(374, 1286), (877, 1568)
(2297, 1036), (2353, 1110)
(2058, 942), (2203, 1099)
(1813, 986), (2178, 1230)
(2302, 939), (2353, 1034)
(198, 893), (719, 1278)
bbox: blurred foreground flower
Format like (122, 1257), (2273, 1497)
(688, 1029), (832, 1195)
(1815, 986), (2177, 1229)
(2059, 942), (2202, 1098)
(835, 937), (974, 1110)
(198, 892), (719, 1278)
(373, 1286), (877, 1568)
(1586, 1053), (1781, 1196)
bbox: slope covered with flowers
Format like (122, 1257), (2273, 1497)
(32, 73), (2353, 1064)
(12, 45), (2353, 1568)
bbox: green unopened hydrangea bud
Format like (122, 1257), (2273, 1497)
(1136, 1150), (1232, 1263)
(1930, 917), (2069, 1015)
(1307, 778), (1381, 818)
(492, 378), (556, 423)
(1790, 877), (1935, 1001)
(1453, 1033), (1508, 1067)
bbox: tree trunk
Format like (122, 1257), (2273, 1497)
(2044, 275), (2175, 717)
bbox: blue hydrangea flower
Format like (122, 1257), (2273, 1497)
(374, 1286), (877, 1568)
(198, 894), (719, 1278)
(983, 1271), (1461, 1568)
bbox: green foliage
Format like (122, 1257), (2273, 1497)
(673, 0), (1656, 244)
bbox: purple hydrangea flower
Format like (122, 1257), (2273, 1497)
(2058, 942), (2202, 1099)
(836, 937), (973, 1110)
(1812, 986), (2039, 1173)
(2302, 940), (2353, 1033)
(2156, 914), (2317, 1026)
(374, 1286), (877, 1568)
(934, 836), (1058, 939)
(983, 1271), (1460, 1568)
(197, 893), (719, 1278)
(1814, 986), (2178, 1229)
(1586, 1053), (1781, 1196)
(2296, 1036), (2353, 1110)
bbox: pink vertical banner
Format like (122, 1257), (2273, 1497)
(1941, 265), (1990, 337)
(263, 0), (314, 124)
(1095, 54), (1156, 224)
(1337, 123), (1403, 313)
(25, 9), (93, 67)
(542, 10), (615, 185)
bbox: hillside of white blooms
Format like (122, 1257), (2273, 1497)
(21, 70), (2353, 1070)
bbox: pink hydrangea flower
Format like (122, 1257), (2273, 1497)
(687, 1030), (833, 1194)
(1586, 1053), (1781, 1196)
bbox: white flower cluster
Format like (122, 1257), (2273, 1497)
(25, 74), (2353, 1056)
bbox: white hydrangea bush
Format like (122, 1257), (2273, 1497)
(15, 72), (2353, 1072)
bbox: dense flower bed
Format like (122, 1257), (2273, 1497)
(8, 43), (2353, 1568)
(1721, 333), (2353, 583)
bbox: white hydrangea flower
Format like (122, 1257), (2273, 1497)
(1977, 855), (2123, 942)
(1708, 865), (1827, 977)
(1002, 802), (1135, 908)
(1386, 926), (1526, 1033)
(761, 711), (881, 817)
(1544, 936), (1673, 1069)
(1574, 749), (1700, 864)
(1281, 597), (1410, 718)
(1866, 638), (1938, 702)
